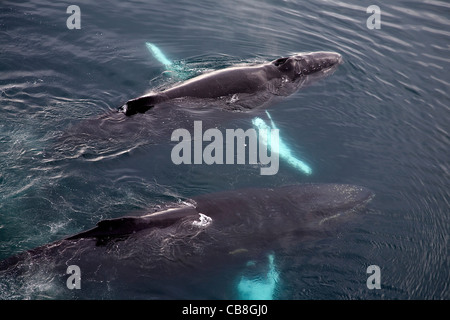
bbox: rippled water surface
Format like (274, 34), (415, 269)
(0, 0), (448, 299)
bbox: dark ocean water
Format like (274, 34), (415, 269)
(0, 0), (448, 299)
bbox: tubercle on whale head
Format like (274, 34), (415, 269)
(293, 51), (343, 76)
(272, 51), (343, 79)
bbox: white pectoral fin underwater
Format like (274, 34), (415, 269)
(145, 42), (193, 80)
(252, 111), (313, 176)
(146, 42), (173, 67)
(237, 253), (280, 300)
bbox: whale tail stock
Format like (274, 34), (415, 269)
(118, 95), (157, 116)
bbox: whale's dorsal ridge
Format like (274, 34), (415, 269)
(66, 205), (199, 240)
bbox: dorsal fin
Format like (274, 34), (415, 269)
(66, 206), (199, 240)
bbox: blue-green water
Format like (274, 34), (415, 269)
(0, 0), (448, 299)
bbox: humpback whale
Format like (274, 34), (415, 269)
(0, 184), (373, 299)
(120, 51), (343, 116)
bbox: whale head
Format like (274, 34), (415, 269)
(272, 51), (343, 80)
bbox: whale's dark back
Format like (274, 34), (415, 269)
(121, 51), (343, 116)
(64, 183), (374, 242)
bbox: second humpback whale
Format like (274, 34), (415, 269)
(0, 183), (373, 299)
(120, 51), (343, 116)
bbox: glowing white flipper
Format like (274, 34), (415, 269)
(237, 253), (279, 300)
(252, 111), (312, 175)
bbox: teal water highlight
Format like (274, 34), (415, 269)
(146, 42), (193, 80)
(237, 254), (279, 300)
(146, 42), (173, 67)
